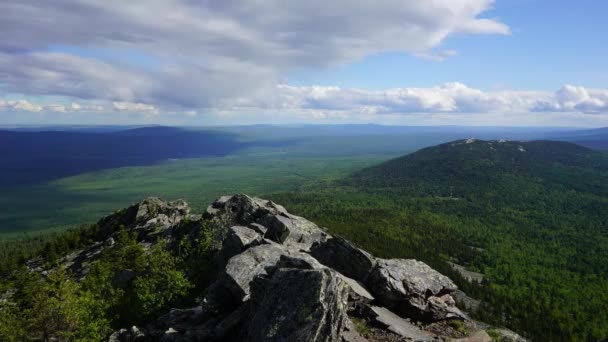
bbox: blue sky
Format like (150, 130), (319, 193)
(0, 0), (607, 126)
(289, 0), (608, 91)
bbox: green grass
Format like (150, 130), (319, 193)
(0, 153), (390, 237)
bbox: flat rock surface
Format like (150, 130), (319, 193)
(370, 306), (435, 341)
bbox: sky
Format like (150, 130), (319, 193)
(0, 0), (607, 127)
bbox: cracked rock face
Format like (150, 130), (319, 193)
(247, 268), (350, 342)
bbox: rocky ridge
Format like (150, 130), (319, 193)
(26, 194), (524, 341)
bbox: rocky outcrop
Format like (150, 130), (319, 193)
(18, 193), (519, 341)
(22, 197), (193, 280)
(366, 258), (465, 322)
(204, 194), (327, 250)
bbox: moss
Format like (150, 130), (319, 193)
(487, 329), (502, 341)
(351, 317), (371, 337)
(448, 320), (470, 336)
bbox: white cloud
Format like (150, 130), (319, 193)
(532, 85), (608, 114)
(413, 50), (459, 62)
(11, 100), (44, 112)
(0, 0), (509, 110)
(3, 84), (608, 123)
(46, 104), (67, 113)
(112, 101), (158, 114)
(257, 83), (548, 115)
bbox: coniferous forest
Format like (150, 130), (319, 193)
(269, 140), (608, 341)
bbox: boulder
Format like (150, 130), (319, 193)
(257, 213), (326, 247)
(108, 326), (145, 342)
(248, 223), (268, 236)
(309, 236), (376, 283)
(204, 243), (323, 311)
(220, 226), (263, 262)
(205, 194), (327, 249)
(247, 268), (350, 342)
(427, 294), (467, 321)
(366, 258), (459, 322)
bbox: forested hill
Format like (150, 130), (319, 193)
(269, 139), (608, 341)
(348, 139), (608, 197)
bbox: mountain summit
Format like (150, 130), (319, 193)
(2, 195), (524, 341)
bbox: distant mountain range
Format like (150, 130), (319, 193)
(2, 124), (606, 185)
(0, 127), (251, 185)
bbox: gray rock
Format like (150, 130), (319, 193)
(135, 197), (190, 226)
(366, 258), (458, 322)
(105, 237), (116, 247)
(368, 306), (435, 341)
(275, 253), (326, 270)
(274, 254), (374, 303)
(247, 268), (350, 342)
(204, 243), (321, 310)
(427, 294), (467, 321)
(257, 213), (326, 248)
(205, 194), (327, 250)
(310, 236), (376, 283)
(95, 197), (191, 244)
(108, 326), (145, 342)
(339, 275), (374, 302)
(248, 223), (268, 236)
(220, 226), (263, 262)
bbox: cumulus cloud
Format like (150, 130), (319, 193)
(532, 85), (608, 114)
(0, 0), (508, 109)
(4, 84), (608, 120)
(1, 100), (44, 112)
(255, 83), (548, 115)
